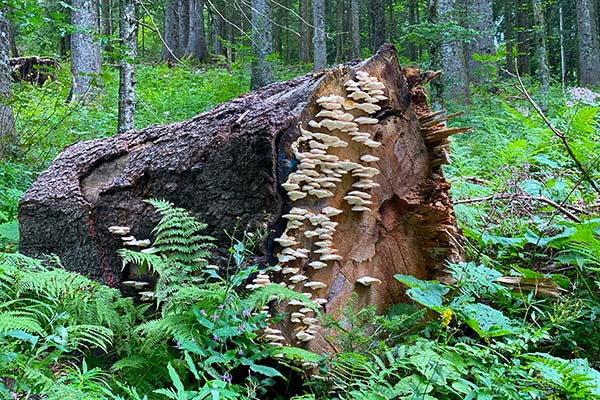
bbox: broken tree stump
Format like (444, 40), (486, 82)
(19, 44), (465, 353)
(9, 56), (58, 86)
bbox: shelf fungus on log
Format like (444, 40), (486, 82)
(19, 44), (466, 354)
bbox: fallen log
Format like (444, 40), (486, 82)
(19, 44), (465, 353)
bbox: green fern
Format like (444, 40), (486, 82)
(119, 199), (216, 305)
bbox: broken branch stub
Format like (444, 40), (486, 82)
(19, 44), (464, 354)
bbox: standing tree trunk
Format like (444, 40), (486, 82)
(7, 19), (18, 57)
(161, 0), (179, 62)
(186, 0), (208, 61)
(250, 0), (274, 89)
(0, 8), (15, 160)
(350, 0), (360, 59)
(299, 0), (311, 63)
(575, 0), (600, 86)
(19, 45), (464, 354)
(407, 0), (419, 60)
(532, 0), (549, 106)
(68, 0), (102, 102)
(464, 0), (496, 83)
(516, 0), (531, 75)
(370, 0), (385, 51)
(504, 2), (514, 72)
(177, 0), (189, 58)
(118, 0), (137, 133)
(100, 0), (114, 53)
(430, 0), (469, 104)
(313, 0), (327, 71)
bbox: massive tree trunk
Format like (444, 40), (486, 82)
(177, 0), (189, 58)
(370, 0), (385, 51)
(161, 0), (179, 62)
(69, 0), (102, 102)
(575, 0), (600, 86)
(0, 8), (16, 160)
(186, 0), (208, 61)
(463, 0), (496, 83)
(250, 0), (274, 90)
(313, 0), (327, 71)
(430, 0), (470, 104)
(19, 45), (464, 353)
(118, 0), (137, 133)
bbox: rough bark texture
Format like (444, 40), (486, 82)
(313, 0), (327, 71)
(250, 0), (274, 90)
(299, 0), (311, 63)
(161, 0), (179, 62)
(186, 0), (208, 61)
(0, 9), (16, 159)
(69, 0), (102, 102)
(177, 0), (189, 58)
(118, 0), (137, 133)
(430, 0), (470, 103)
(7, 19), (18, 58)
(370, 0), (386, 51)
(350, 0), (360, 59)
(576, 0), (600, 86)
(20, 45), (463, 353)
(464, 0), (496, 83)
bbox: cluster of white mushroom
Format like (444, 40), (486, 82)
(248, 70), (388, 346)
(109, 225), (152, 248)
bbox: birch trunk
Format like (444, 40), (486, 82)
(118, 0), (137, 133)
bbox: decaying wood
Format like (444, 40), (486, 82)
(9, 57), (58, 86)
(19, 44), (466, 354)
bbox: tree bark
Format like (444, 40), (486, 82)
(575, 0), (600, 86)
(407, 0), (419, 60)
(0, 8), (16, 160)
(299, 0), (311, 63)
(118, 0), (137, 133)
(177, 0), (189, 58)
(186, 0), (208, 61)
(7, 19), (18, 58)
(20, 45), (463, 354)
(100, 0), (114, 53)
(161, 0), (179, 62)
(430, 0), (470, 104)
(504, 1), (514, 73)
(313, 0), (327, 71)
(69, 0), (102, 102)
(532, 0), (549, 106)
(250, 0), (274, 90)
(464, 0), (496, 83)
(370, 0), (385, 51)
(516, 0), (531, 75)
(350, 0), (360, 59)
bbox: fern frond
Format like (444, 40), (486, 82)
(0, 310), (44, 334)
(66, 324), (113, 353)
